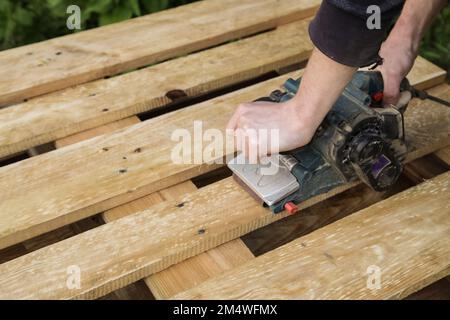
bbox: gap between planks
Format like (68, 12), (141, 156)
(0, 59), (448, 251)
(174, 171), (450, 300)
(39, 61), (450, 299)
(0, 98), (449, 299)
(55, 116), (255, 299)
(0, 18), (315, 158)
(0, 0), (320, 106)
(52, 115), (447, 299)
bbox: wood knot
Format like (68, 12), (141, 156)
(166, 89), (188, 102)
(176, 202), (186, 208)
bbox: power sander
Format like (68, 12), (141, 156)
(228, 70), (447, 214)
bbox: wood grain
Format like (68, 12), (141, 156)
(0, 18), (316, 158)
(175, 172), (450, 300)
(0, 143), (447, 299)
(55, 117), (142, 148)
(435, 147), (450, 165)
(0, 175), (359, 299)
(0, 65), (448, 250)
(55, 116), (255, 300)
(0, 0), (320, 106)
(242, 178), (414, 256)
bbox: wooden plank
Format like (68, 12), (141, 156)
(242, 178), (414, 256)
(175, 172), (450, 300)
(0, 63), (448, 250)
(435, 147), (450, 165)
(0, 18), (315, 159)
(0, 135), (447, 299)
(55, 117), (141, 148)
(0, 175), (357, 299)
(55, 116), (255, 299)
(403, 154), (449, 185)
(0, 0), (320, 106)
(147, 239), (254, 299)
(104, 181), (254, 300)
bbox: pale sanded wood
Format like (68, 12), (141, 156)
(0, 176), (359, 299)
(408, 57), (448, 90)
(175, 172), (450, 300)
(0, 63), (448, 250)
(104, 182), (254, 300)
(0, 0), (320, 106)
(146, 239), (254, 299)
(435, 147), (450, 165)
(55, 117), (141, 148)
(0, 133), (447, 299)
(0, 19), (314, 158)
(55, 116), (255, 299)
(0, 161), (442, 299)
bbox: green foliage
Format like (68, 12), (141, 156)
(0, 0), (199, 50)
(0, 0), (448, 77)
(419, 6), (450, 77)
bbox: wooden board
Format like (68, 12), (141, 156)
(104, 180), (254, 300)
(106, 181), (255, 300)
(0, 175), (358, 299)
(175, 171), (450, 300)
(0, 18), (316, 158)
(0, 20), (312, 156)
(55, 117), (141, 148)
(1, 52), (441, 160)
(403, 154), (449, 185)
(242, 178), (414, 256)
(105, 180), (252, 300)
(0, 64), (448, 250)
(435, 147), (450, 165)
(0, 147), (448, 299)
(0, 0), (320, 106)
(55, 116), (255, 300)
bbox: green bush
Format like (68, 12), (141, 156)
(419, 6), (450, 76)
(0, 0), (448, 77)
(0, 0), (199, 50)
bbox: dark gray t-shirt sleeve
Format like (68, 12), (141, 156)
(309, 0), (404, 67)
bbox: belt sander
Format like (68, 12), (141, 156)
(228, 71), (413, 214)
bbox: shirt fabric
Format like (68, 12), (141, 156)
(309, 0), (405, 67)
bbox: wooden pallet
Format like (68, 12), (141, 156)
(0, 0), (449, 300)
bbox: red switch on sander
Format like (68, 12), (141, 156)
(284, 202), (298, 214)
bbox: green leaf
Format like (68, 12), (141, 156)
(14, 7), (34, 26)
(85, 0), (113, 15)
(129, 0), (141, 16)
(99, 5), (133, 26)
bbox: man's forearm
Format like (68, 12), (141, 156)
(379, 0), (447, 103)
(387, 0), (447, 55)
(287, 48), (356, 132)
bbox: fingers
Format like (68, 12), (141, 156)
(226, 107), (240, 130)
(380, 68), (401, 106)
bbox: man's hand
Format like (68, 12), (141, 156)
(226, 100), (316, 158)
(378, 0), (446, 105)
(378, 38), (416, 106)
(227, 48), (356, 159)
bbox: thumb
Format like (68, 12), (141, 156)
(381, 69), (401, 106)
